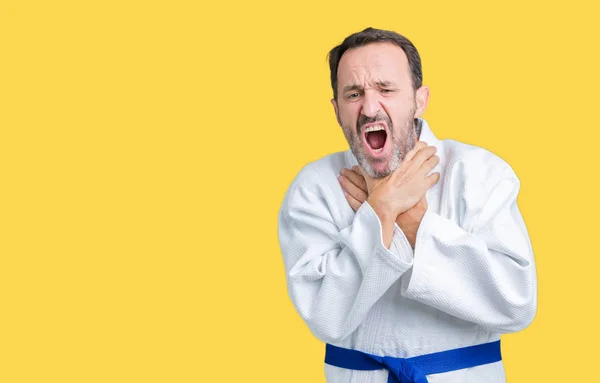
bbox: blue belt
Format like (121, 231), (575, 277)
(325, 340), (501, 383)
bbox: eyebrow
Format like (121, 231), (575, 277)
(375, 81), (397, 88)
(342, 81), (398, 93)
(342, 84), (363, 93)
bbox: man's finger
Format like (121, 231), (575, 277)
(354, 165), (376, 192)
(403, 141), (428, 163)
(411, 145), (437, 168)
(339, 174), (368, 203)
(344, 167), (368, 193)
(418, 154), (440, 176)
(425, 172), (441, 188)
(344, 191), (363, 212)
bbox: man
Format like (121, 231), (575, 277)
(277, 27), (537, 383)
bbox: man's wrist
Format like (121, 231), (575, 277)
(367, 198), (396, 226)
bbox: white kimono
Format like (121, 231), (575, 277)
(277, 119), (538, 383)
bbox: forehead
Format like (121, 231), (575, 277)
(337, 42), (410, 86)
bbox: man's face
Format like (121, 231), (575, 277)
(332, 42), (429, 178)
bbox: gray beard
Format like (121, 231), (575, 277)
(343, 113), (418, 179)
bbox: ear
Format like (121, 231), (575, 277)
(413, 85), (430, 119)
(331, 98), (341, 126)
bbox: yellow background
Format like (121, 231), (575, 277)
(1, 0), (598, 381)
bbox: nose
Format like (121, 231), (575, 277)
(360, 89), (382, 118)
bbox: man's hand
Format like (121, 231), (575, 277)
(339, 166), (429, 248)
(362, 142), (439, 218)
(395, 196), (428, 248)
(338, 142), (439, 248)
(338, 166), (369, 212)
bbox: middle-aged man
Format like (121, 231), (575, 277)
(277, 27), (538, 383)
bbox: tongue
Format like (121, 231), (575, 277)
(367, 131), (386, 150)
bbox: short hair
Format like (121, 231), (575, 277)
(327, 27), (423, 100)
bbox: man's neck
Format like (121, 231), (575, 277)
(415, 118), (423, 139)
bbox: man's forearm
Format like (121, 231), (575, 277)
(368, 202), (396, 249)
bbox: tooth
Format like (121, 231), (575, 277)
(365, 125), (384, 133)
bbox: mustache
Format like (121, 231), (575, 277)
(357, 113), (393, 134)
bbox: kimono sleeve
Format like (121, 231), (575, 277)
(401, 164), (538, 333)
(278, 183), (413, 343)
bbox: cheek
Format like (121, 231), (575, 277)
(386, 98), (416, 121)
(339, 103), (360, 125)
(383, 105), (414, 138)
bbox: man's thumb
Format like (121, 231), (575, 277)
(356, 166), (375, 191)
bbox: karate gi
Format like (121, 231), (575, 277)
(277, 119), (537, 383)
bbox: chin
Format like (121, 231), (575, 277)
(361, 159), (393, 179)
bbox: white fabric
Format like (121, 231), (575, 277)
(277, 119), (537, 383)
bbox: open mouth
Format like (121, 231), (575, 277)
(363, 124), (388, 155)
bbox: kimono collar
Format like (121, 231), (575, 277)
(416, 118), (442, 148)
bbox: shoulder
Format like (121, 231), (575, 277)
(437, 139), (522, 230)
(441, 138), (519, 187)
(279, 151), (347, 213)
